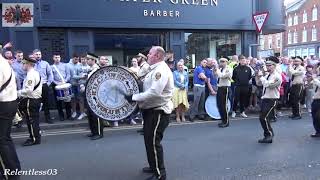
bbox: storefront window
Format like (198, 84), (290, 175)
(288, 49), (296, 57)
(185, 32), (241, 66)
(296, 49), (302, 57)
(302, 48), (308, 57)
(309, 48), (315, 56)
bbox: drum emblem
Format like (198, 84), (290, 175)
(86, 66), (139, 121)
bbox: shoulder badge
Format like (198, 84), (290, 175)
(27, 80), (33, 85)
(155, 72), (161, 80)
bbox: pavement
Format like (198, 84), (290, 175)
(10, 111), (320, 180)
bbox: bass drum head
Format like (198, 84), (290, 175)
(205, 95), (231, 119)
(86, 66), (139, 121)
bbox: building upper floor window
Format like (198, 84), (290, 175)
(293, 30), (298, 44)
(268, 36), (272, 49)
(288, 31), (292, 45)
(288, 16), (292, 26)
(276, 34), (281, 48)
(312, 26), (317, 41)
(302, 28), (307, 42)
(303, 11), (308, 23)
(293, 14), (298, 25)
(312, 6), (318, 21)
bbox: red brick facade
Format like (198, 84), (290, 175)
(283, 0), (320, 57)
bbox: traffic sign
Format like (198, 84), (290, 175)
(253, 12), (269, 33)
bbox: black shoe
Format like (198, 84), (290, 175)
(90, 135), (103, 140)
(258, 136), (273, 143)
(270, 118), (277, 123)
(142, 167), (154, 174)
(198, 115), (205, 120)
(145, 175), (166, 180)
(45, 118), (54, 124)
(189, 116), (195, 122)
(14, 122), (23, 128)
(310, 133), (320, 138)
(23, 139), (41, 146)
(87, 133), (94, 138)
(291, 116), (302, 120)
(218, 123), (229, 128)
(59, 116), (65, 121)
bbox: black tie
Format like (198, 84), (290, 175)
(263, 74), (271, 95)
(316, 87), (319, 93)
(292, 66), (297, 82)
(218, 68), (224, 84)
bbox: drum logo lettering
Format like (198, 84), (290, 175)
(86, 67), (139, 121)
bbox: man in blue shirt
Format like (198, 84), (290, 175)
(51, 53), (72, 121)
(190, 59), (208, 121)
(11, 50), (26, 90)
(33, 49), (54, 124)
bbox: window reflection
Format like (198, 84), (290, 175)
(185, 32), (241, 67)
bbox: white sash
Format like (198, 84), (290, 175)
(53, 64), (65, 83)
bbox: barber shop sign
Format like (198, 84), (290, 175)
(2, 3), (34, 27)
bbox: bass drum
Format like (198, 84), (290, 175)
(85, 66), (140, 121)
(205, 95), (231, 119)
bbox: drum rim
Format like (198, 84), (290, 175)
(85, 66), (139, 121)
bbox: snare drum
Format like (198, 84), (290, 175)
(55, 83), (73, 101)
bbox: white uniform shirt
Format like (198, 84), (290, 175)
(216, 66), (233, 87)
(312, 78), (320, 100)
(0, 56), (17, 102)
(132, 61), (174, 114)
(260, 71), (282, 99)
(18, 68), (42, 99)
(288, 65), (305, 85)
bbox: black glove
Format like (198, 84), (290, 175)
(124, 94), (133, 103)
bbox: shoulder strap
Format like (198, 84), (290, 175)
(53, 64), (65, 83)
(33, 75), (42, 91)
(0, 71), (12, 93)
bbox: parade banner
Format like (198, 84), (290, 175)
(2, 3), (34, 27)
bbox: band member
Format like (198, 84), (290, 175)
(231, 55), (252, 118)
(257, 56), (282, 143)
(18, 57), (42, 146)
(190, 59), (208, 121)
(0, 52), (21, 180)
(125, 46), (174, 180)
(86, 53), (104, 140)
(98, 56), (109, 67)
(215, 58), (233, 128)
(136, 53), (150, 134)
(310, 74), (320, 137)
(51, 53), (72, 121)
(33, 49), (54, 124)
(288, 56), (305, 120)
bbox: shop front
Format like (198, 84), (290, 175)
(1, 0), (285, 65)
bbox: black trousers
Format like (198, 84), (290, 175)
(0, 100), (21, 180)
(41, 84), (51, 119)
(52, 84), (71, 119)
(259, 99), (277, 137)
(142, 109), (169, 179)
(19, 98), (41, 142)
(217, 87), (229, 124)
(289, 84), (303, 116)
(311, 99), (320, 134)
(233, 86), (249, 113)
(87, 109), (104, 136)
